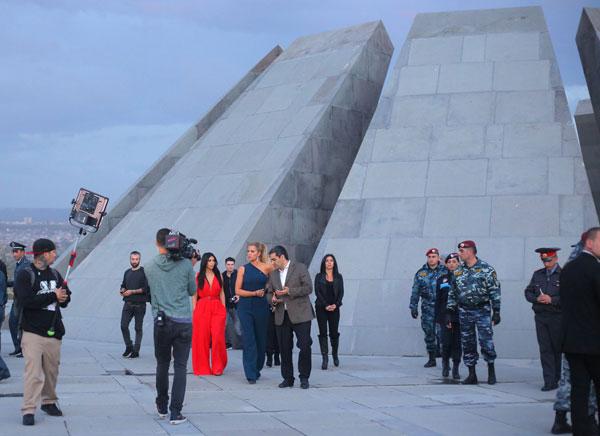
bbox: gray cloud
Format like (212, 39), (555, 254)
(1, 0), (594, 208)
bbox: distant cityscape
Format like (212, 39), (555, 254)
(0, 208), (76, 280)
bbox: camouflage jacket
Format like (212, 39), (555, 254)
(447, 258), (501, 312)
(410, 263), (447, 311)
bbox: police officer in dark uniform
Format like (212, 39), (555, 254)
(524, 247), (562, 391)
(8, 241), (31, 357)
(410, 248), (447, 367)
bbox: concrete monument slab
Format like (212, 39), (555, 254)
(311, 6), (598, 358)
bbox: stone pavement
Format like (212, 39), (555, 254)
(0, 335), (558, 435)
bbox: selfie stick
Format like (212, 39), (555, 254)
(47, 228), (85, 336)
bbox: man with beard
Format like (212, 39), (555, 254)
(119, 251), (149, 358)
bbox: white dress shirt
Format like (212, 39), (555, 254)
(279, 260), (290, 310)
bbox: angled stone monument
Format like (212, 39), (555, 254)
(575, 99), (600, 217)
(311, 7), (598, 357)
(65, 22), (393, 342)
(54, 46), (284, 275)
(577, 8), (600, 133)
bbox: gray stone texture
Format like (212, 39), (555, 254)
(311, 7), (598, 358)
(65, 22), (393, 344)
(577, 8), (600, 137)
(575, 99), (600, 218)
(55, 46), (284, 274)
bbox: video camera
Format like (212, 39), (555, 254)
(165, 230), (198, 261)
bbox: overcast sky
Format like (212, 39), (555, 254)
(0, 0), (597, 208)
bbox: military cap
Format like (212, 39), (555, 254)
(426, 248), (439, 256)
(9, 241), (26, 251)
(445, 252), (459, 262)
(458, 240), (476, 250)
(535, 247), (560, 260)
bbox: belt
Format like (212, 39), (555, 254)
(199, 296), (220, 300)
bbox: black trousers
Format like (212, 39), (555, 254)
(121, 301), (146, 352)
(266, 311), (279, 356)
(316, 306), (340, 338)
(534, 312), (562, 386)
(439, 321), (461, 363)
(154, 319), (192, 416)
(276, 311), (312, 382)
(565, 353), (600, 436)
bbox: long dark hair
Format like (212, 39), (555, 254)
(198, 252), (222, 288)
(320, 253), (339, 276)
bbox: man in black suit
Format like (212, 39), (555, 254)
(559, 227), (600, 435)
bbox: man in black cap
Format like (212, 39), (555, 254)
(524, 248), (562, 391)
(14, 238), (70, 426)
(8, 241), (31, 357)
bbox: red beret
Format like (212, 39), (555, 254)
(426, 248), (439, 256)
(458, 240), (476, 249)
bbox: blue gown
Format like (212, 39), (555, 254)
(237, 263), (269, 381)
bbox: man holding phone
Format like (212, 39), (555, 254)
(266, 246), (314, 389)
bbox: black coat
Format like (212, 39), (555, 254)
(314, 272), (344, 308)
(559, 252), (600, 355)
(435, 272), (458, 324)
(524, 266), (561, 314)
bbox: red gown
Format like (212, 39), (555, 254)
(192, 275), (228, 375)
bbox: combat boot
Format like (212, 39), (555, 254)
(318, 335), (329, 370)
(442, 358), (450, 377)
(424, 352), (436, 368)
(462, 365), (478, 384)
(550, 411), (571, 434)
(487, 362), (496, 385)
(452, 361), (460, 380)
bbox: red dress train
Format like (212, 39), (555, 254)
(192, 275), (228, 375)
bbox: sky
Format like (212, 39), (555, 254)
(0, 0), (598, 209)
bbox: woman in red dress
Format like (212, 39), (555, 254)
(192, 252), (227, 376)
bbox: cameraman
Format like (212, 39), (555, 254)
(145, 228), (196, 425)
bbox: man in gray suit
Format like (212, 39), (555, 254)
(267, 246), (314, 389)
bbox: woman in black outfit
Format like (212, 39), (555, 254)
(314, 254), (344, 370)
(435, 252), (462, 380)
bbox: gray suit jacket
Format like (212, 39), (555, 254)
(266, 261), (314, 326)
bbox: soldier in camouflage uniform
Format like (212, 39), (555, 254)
(410, 248), (447, 368)
(447, 240), (500, 385)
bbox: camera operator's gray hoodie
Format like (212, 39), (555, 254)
(145, 254), (196, 320)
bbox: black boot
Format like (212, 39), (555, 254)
(551, 411), (571, 434)
(452, 361), (460, 380)
(424, 352), (436, 368)
(487, 362), (496, 385)
(330, 334), (340, 367)
(274, 353), (280, 366)
(462, 365), (478, 384)
(318, 335), (329, 370)
(442, 358), (450, 377)
(122, 346), (133, 357)
(266, 353), (273, 368)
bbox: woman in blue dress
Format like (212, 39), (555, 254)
(235, 242), (273, 383)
